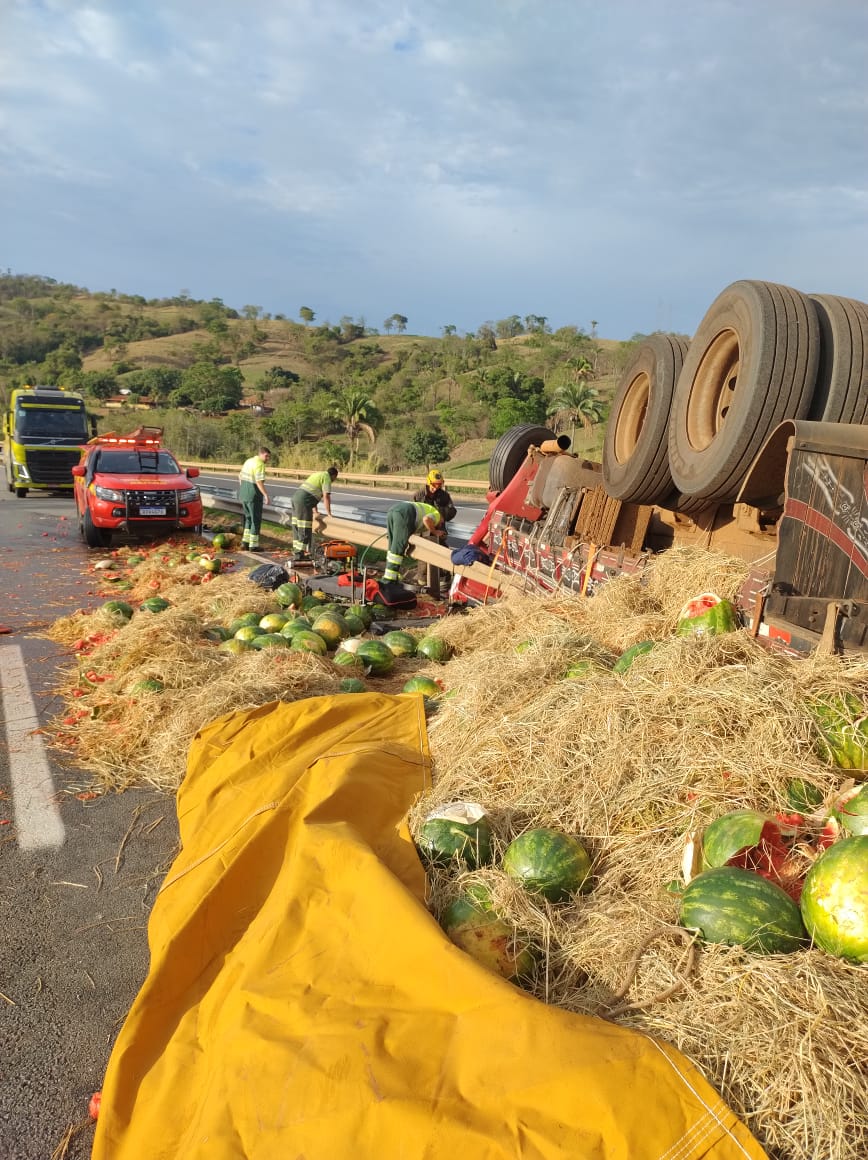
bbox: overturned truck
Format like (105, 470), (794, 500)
(452, 280), (868, 656)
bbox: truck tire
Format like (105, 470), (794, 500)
(602, 335), (687, 504)
(808, 294), (868, 424)
(83, 508), (111, 549)
(15, 487), (28, 498)
(489, 424), (556, 493)
(668, 280), (819, 503)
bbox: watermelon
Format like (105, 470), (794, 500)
(676, 593), (739, 637)
(302, 594), (327, 612)
(234, 624), (265, 642)
(198, 556), (221, 574)
(333, 650), (363, 670)
(800, 836), (868, 961)
(441, 890), (536, 982)
(338, 637), (365, 654)
(810, 693), (868, 771)
(502, 828), (592, 901)
(344, 613), (367, 637)
(786, 778), (825, 814)
(132, 678), (164, 694)
(348, 604), (374, 628)
(211, 533), (232, 550)
(702, 809), (770, 869)
(612, 640), (655, 674)
(382, 630), (417, 658)
(228, 613), (261, 635)
(291, 630), (329, 656)
(275, 581), (304, 609)
(259, 611), (290, 633)
(201, 625), (231, 642)
(356, 639), (395, 676)
(562, 659), (607, 680)
(701, 809), (806, 899)
(125, 554), (145, 567)
(679, 866), (806, 954)
(338, 678), (367, 693)
(312, 611), (351, 648)
(417, 801), (493, 868)
(402, 676), (441, 697)
(219, 638), (252, 655)
(140, 596), (170, 614)
(250, 633), (291, 649)
(280, 616), (313, 637)
(102, 600), (133, 621)
(837, 785), (868, 837)
(416, 636), (453, 664)
(514, 640), (533, 655)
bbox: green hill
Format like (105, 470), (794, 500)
(0, 272), (671, 476)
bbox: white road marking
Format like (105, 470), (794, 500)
(1, 644), (66, 850)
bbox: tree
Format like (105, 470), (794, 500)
(384, 313), (408, 334)
(441, 324), (457, 337)
(299, 306), (315, 326)
(547, 381), (604, 446)
(242, 305), (262, 320)
(495, 315), (524, 339)
(404, 428), (450, 468)
(330, 386), (377, 465)
(179, 362), (244, 412)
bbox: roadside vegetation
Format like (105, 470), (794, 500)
(0, 272), (687, 477)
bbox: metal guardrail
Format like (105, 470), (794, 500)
(187, 460), (491, 493)
(198, 484), (483, 542)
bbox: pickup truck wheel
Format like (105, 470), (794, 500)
(15, 487), (28, 498)
(602, 335), (687, 504)
(808, 293), (868, 423)
(668, 280), (819, 503)
(489, 424), (556, 494)
(83, 508), (111, 548)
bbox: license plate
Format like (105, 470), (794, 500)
(139, 506), (167, 516)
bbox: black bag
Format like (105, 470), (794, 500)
(372, 579), (417, 610)
(248, 563), (289, 591)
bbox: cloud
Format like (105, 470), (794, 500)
(2, 0), (867, 336)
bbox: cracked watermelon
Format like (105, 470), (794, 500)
(837, 785), (868, 837)
(800, 836), (868, 962)
(441, 890), (536, 982)
(680, 866), (806, 954)
(502, 828), (592, 901)
(417, 802), (493, 869)
(676, 593), (738, 637)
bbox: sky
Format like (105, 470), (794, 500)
(2, 0), (867, 341)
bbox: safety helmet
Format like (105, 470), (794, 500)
(427, 469), (444, 487)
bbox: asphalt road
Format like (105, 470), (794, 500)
(0, 474), (487, 1159)
(0, 487), (180, 1160)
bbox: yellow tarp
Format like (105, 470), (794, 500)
(93, 692), (766, 1160)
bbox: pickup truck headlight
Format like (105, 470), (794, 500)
(178, 486), (200, 502)
(95, 485), (125, 502)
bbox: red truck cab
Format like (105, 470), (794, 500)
(72, 427), (203, 548)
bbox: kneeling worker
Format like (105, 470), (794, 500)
(383, 500), (442, 583)
(291, 465), (339, 563)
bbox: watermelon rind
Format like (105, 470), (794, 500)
(800, 836), (868, 962)
(140, 596), (170, 614)
(382, 630), (418, 658)
(356, 640), (395, 676)
(837, 785), (868, 837)
(785, 778), (825, 814)
(417, 802), (493, 869)
(131, 678), (164, 694)
(416, 636), (452, 664)
(702, 809), (768, 870)
(441, 893), (536, 982)
(680, 866), (806, 954)
(676, 594), (739, 638)
(502, 828), (592, 902)
(810, 693), (868, 772)
(612, 640), (655, 674)
(562, 658), (607, 681)
(102, 600), (134, 621)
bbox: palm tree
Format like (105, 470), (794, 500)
(331, 386), (377, 465)
(547, 381), (604, 449)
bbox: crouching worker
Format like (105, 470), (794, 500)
(290, 466), (338, 564)
(383, 501), (441, 582)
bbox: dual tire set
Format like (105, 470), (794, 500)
(602, 280), (868, 509)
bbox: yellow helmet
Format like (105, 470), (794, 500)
(427, 469), (444, 487)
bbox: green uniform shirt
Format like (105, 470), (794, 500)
(300, 470), (333, 500)
(239, 455), (267, 485)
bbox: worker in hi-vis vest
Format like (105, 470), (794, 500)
(238, 446), (271, 550)
(383, 500), (441, 582)
(290, 466), (338, 563)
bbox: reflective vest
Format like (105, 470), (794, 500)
(239, 455), (266, 485)
(300, 470), (332, 500)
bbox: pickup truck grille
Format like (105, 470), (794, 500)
(27, 449), (82, 485)
(124, 489), (180, 518)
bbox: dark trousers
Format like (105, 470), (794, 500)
(240, 483), (264, 547)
